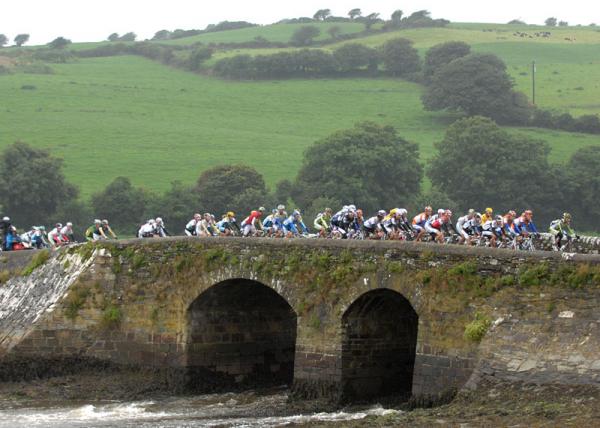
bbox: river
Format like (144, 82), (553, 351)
(0, 389), (399, 428)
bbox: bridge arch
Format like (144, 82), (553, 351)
(341, 288), (418, 402)
(185, 278), (297, 391)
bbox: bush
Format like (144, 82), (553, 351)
(464, 313), (491, 343)
(187, 46), (213, 71)
(290, 26), (321, 46)
(380, 38), (421, 76)
(333, 43), (380, 72)
(423, 41), (470, 81)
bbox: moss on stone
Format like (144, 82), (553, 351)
(21, 250), (50, 276)
(101, 305), (122, 330)
(464, 313), (491, 343)
(65, 284), (91, 321)
(0, 270), (11, 285)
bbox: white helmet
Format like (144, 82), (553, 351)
(377, 210), (387, 217)
(94, 219), (102, 224)
(66, 222), (73, 227)
(349, 205), (357, 211)
(148, 219), (156, 224)
(438, 209), (445, 216)
(277, 204), (285, 210)
(398, 209), (408, 216)
(155, 217), (163, 224)
(2, 216), (9, 222)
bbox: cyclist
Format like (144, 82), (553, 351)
(216, 212), (240, 236)
(47, 223), (65, 247)
(456, 209), (476, 244)
(60, 222), (75, 243)
(138, 219), (157, 238)
(314, 208), (333, 237)
(363, 210), (386, 239)
(196, 213), (215, 237)
(86, 220), (107, 241)
(154, 218), (170, 237)
(425, 210), (453, 243)
(21, 226), (48, 249)
(185, 213), (202, 236)
(549, 213), (578, 251)
(481, 207), (494, 224)
(241, 207), (265, 237)
(101, 220), (117, 240)
(383, 208), (410, 239)
(332, 208), (356, 239)
(514, 210), (538, 236)
(283, 210), (308, 237)
(262, 209), (277, 235)
(412, 206), (433, 242)
(481, 214), (503, 248)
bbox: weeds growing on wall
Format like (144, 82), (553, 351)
(21, 250), (50, 276)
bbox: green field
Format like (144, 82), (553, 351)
(1, 22), (599, 198)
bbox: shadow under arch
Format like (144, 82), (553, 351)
(341, 288), (418, 402)
(185, 278), (297, 392)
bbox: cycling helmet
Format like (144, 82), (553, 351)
(377, 210), (387, 217)
(227, 211), (235, 217)
(293, 209), (301, 216)
(563, 212), (572, 220)
(495, 215), (503, 222)
(2, 216), (9, 222)
(325, 207), (332, 213)
(444, 209), (453, 217)
(258, 207), (266, 212)
(486, 207), (493, 214)
(349, 205), (356, 211)
(148, 219), (156, 224)
(438, 209), (445, 216)
(101, 219), (109, 225)
(94, 219), (102, 224)
(67, 222), (73, 227)
(277, 204), (285, 211)
(55, 223), (63, 229)
(398, 208), (408, 216)
(468, 208), (475, 215)
(156, 217), (163, 224)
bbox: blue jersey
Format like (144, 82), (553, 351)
(283, 215), (308, 234)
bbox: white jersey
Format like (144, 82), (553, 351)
(363, 216), (381, 229)
(138, 223), (155, 237)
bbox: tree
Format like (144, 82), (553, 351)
(195, 164), (269, 216)
(327, 25), (342, 39)
(545, 17), (558, 26)
(0, 142), (78, 227)
(152, 30), (171, 41)
(119, 32), (137, 42)
(364, 13), (380, 30)
(422, 53), (530, 124)
(565, 146), (600, 231)
(380, 37), (421, 76)
(333, 43), (379, 72)
(290, 26), (321, 46)
(558, 21), (569, 27)
(391, 10), (404, 23)
(348, 8), (362, 20)
(293, 122), (423, 213)
(146, 181), (199, 231)
(48, 37), (72, 49)
(107, 33), (120, 42)
(188, 46), (213, 71)
(0, 34), (7, 47)
(14, 34), (30, 47)
(423, 41), (471, 80)
(91, 177), (150, 235)
(507, 19), (526, 25)
(427, 116), (559, 221)
(313, 9), (331, 21)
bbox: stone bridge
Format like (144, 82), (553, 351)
(1, 238), (599, 403)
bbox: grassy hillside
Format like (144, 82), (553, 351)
(161, 22), (367, 45)
(1, 22), (599, 199)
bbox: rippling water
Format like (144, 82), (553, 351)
(0, 390), (399, 427)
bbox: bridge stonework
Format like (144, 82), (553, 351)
(1, 238), (599, 402)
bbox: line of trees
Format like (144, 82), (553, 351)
(4, 117), (600, 235)
(0, 33), (30, 47)
(212, 37), (421, 79)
